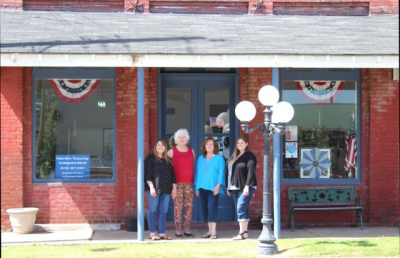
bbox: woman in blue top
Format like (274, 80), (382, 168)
(195, 137), (225, 239)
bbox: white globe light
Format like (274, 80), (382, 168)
(271, 101), (294, 123)
(235, 101), (256, 122)
(258, 85), (279, 107)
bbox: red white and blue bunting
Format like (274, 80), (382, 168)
(49, 79), (100, 103)
(295, 81), (344, 105)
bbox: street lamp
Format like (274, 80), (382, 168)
(235, 85), (294, 256)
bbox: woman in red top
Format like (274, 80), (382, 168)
(167, 128), (196, 237)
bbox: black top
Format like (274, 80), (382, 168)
(227, 151), (257, 190)
(144, 153), (176, 194)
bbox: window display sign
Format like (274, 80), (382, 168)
(285, 125), (298, 141)
(55, 155), (90, 179)
(285, 142), (298, 158)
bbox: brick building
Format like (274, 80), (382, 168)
(1, 0), (399, 232)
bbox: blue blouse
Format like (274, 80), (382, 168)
(194, 154), (226, 195)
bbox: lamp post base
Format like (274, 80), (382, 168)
(257, 243), (278, 256)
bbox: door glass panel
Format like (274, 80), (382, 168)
(166, 87), (191, 134)
(204, 88), (230, 160)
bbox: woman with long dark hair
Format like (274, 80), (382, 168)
(145, 139), (177, 240)
(226, 136), (257, 240)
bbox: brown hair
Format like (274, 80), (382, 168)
(227, 136), (250, 164)
(201, 137), (219, 157)
(153, 139), (172, 164)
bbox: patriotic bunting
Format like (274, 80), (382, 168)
(49, 79), (100, 103)
(295, 81), (344, 105)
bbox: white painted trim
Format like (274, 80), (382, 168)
(1, 53), (399, 68)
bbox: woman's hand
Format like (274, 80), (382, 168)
(243, 186), (249, 197)
(171, 188), (177, 200)
(195, 191), (199, 197)
(150, 187), (157, 197)
(226, 189), (231, 197)
(213, 184), (220, 196)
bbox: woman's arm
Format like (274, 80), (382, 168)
(167, 148), (173, 159)
(147, 181), (156, 197)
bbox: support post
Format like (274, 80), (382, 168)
(137, 67), (145, 241)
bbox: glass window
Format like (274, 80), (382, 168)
(34, 77), (115, 181)
(281, 71), (359, 181)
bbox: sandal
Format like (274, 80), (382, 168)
(202, 234), (212, 238)
(149, 234), (160, 240)
(210, 235), (218, 239)
(184, 232), (195, 238)
(232, 231), (248, 240)
(159, 234), (172, 240)
(175, 233), (183, 237)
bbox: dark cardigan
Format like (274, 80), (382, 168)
(226, 151), (257, 190)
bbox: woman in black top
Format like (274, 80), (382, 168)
(226, 136), (257, 240)
(145, 139), (177, 240)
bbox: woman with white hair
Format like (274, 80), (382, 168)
(167, 128), (196, 238)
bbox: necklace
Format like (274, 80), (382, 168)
(204, 154), (214, 174)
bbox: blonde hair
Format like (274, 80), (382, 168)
(153, 139), (172, 164)
(227, 136), (250, 164)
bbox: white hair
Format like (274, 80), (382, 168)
(174, 128), (190, 144)
(217, 112), (229, 124)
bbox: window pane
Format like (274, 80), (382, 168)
(282, 80), (358, 180)
(166, 87), (191, 134)
(34, 79), (114, 180)
(204, 88), (230, 160)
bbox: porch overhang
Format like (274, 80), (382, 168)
(1, 53), (398, 68)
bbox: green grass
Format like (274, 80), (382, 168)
(2, 238), (399, 258)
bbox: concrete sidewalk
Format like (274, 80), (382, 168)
(2, 227), (398, 246)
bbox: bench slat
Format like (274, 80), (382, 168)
(294, 207), (362, 211)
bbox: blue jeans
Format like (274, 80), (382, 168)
(231, 188), (255, 222)
(146, 191), (171, 234)
(199, 188), (219, 223)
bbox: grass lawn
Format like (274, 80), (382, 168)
(1, 237), (399, 258)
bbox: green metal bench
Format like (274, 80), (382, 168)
(288, 185), (363, 231)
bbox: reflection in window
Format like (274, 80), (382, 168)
(282, 80), (358, 180)
(205, 88), (230, 160)
(34, 79), (114, 180)
(166, 88), (191, 134)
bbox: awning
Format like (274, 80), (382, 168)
(1, 11), (398, 68)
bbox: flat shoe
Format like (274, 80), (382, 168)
(184, 232), (195, 238)
(202, 234), (211, 238)
(149, 235), (160, 240)
(232, 233), (246, 240)
(175, 233), (183, 237)
(159, 234), (172, 240)
(210, 235), (218, 239)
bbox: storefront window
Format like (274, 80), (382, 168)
(33, 69), (115, 181)
(281, 69), (359, 181)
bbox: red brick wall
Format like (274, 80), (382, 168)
(1, 67), (24, 229)
(1, 67), (399, 228)
(1, 67), (155, 228)
(239, 68), (399, 228)
(1, 0), (397, 14)
(22, 0), (124, 11)
(368, 69), (399, 226)
(0, 0), (23, 10)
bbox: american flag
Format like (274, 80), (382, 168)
(344, 116), (357, 172)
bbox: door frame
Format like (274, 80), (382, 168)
(157, 69), (239, 221)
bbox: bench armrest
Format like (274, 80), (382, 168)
(356, 196), (363, 208)
(288, 197), (294, 209)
